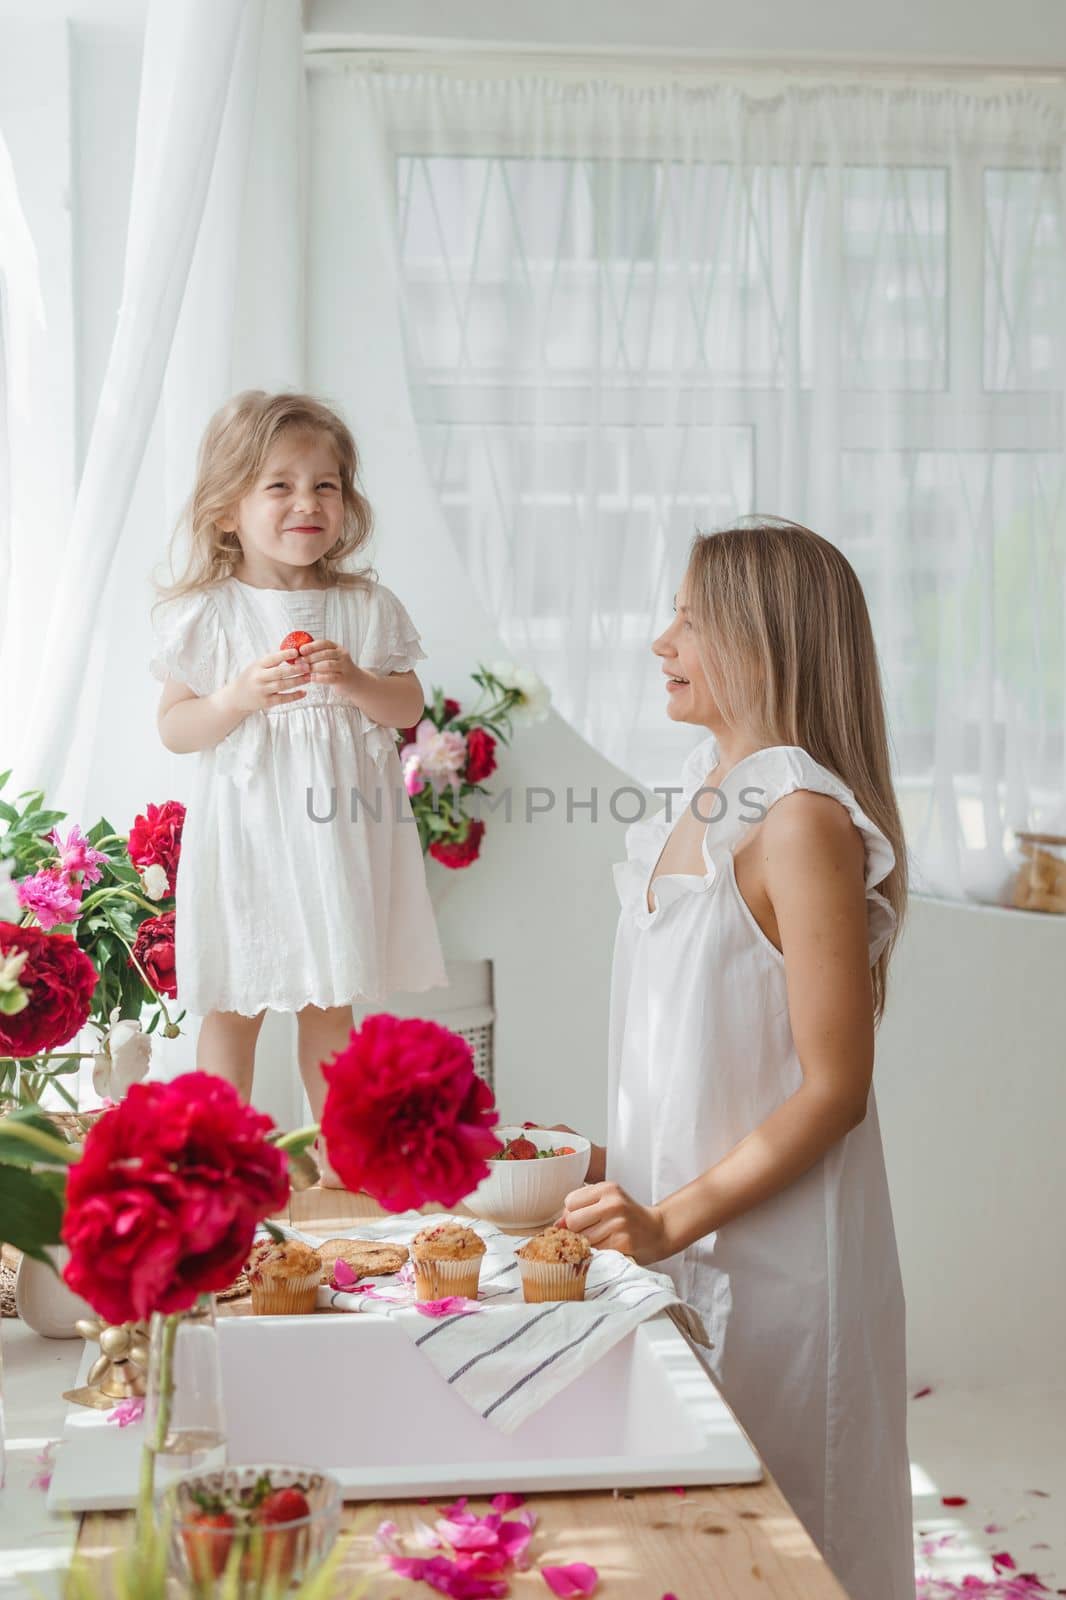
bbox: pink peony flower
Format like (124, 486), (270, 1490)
(47, 824), (109, 886)
(17, 867), (84, 929)
(400, 719), (468, 795)
(61, 1073), (290, 1323)
(402, 750), (427, 797)
(320, 1013), (502, 1211)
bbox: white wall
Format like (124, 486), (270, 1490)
(3, 0), (1065, 1388)
(308, 0), (1066, 69)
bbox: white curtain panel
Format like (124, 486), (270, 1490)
(11, 0), (258, 806)
(313, 66), (1066, 903)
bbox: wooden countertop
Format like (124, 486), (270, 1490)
(75, 1185), (848, 1599)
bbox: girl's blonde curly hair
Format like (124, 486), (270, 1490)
(153, 390), (376, 606)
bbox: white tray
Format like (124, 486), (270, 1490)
(48, 1310), (761, 1511)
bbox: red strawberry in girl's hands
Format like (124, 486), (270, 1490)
(280, 631), (314, 653)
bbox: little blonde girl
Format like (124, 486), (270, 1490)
(150, 390), (447, 1121)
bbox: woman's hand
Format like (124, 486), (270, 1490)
(562, 1180), (669, 1266)
(220, 649), (310, 715)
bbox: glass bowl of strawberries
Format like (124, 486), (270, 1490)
(163, 1463), (342, 1595)
(463, 1125), (592, 1230)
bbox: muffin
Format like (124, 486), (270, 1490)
(516, 1225), (592, 1303)
(247, 1239), (323, 1315)
(409, 1223), (486, 1302)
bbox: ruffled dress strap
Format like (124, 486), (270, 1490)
(355, 582), (428, 771)
(710, 744), (899, 964)
(614, 735), (898, 964)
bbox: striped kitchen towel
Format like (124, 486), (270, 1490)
(276, 1213), (710, 1435)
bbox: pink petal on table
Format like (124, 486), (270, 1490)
(375, 1519), (404, 1555)
(437, 1517), (503, 1552)
(912, 1386), (934, 1399)
(942, 1496), (969, 1507)
(670, 1486), (686, 1496)
(333, 1258), (360, 1289)
(106, 1396), (145, 1428)
(992, 1553), (1018, 1572)
(388, 1553), (509, 1598)
(491, 1492), (526, 1512)
(497, 1515), (536, 1566)
(985, 1525), (1007, 1535)
(415, 1296), (484, 1319)
(541, 1562), (600, 1596)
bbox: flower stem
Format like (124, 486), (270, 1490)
(0, 1120), (76, 1164)
(79, 886), (161, 918)
(137, 1311), (178, 1540)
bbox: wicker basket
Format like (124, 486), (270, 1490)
(1012, 832), (1066, 915)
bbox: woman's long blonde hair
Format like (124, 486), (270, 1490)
(686, 517), (907, 1024)
(153, 391), (376, 605)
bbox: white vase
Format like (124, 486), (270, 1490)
(15, 1245), (92, 1339)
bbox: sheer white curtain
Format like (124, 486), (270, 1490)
(313, 64), (1066, 902)
(9, 0), (310, 820)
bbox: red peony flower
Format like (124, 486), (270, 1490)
(61, 1073), (290, 1324)
(442, 697), (461, 723)
(319, 1013), (502, 1211)
(429, 819), (486, 871)
(127, 800), (185, 892)
(464, 728), (497, 785)
(130, 910), (176, 998)
(0, 921), (97, 1056)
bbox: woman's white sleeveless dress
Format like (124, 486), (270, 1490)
(607, 735), (915, 1600)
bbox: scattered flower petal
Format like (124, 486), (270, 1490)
(913, 1386), (934, 1399)
(541, 1563), (599, 1597)
(388, 1554), (508, 1598)
(30, 1443), (56, 1491)
(986, 1526), (1007, 1535)
(942, 1496), (969, 1507)
(415, 1297), (484, 1319)
(491, 1493), (526, 1512)
(992, 1555), (1018, 1573)
(106, 1397), (144, 1428)
(376, 1519), (404, 1556)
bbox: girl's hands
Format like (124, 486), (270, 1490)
(295, 637), (365, 702)
(222, 649), (311, 715)
(562, 1180), (669, 1266)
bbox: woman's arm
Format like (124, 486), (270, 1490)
(565, 791), (876, 1263)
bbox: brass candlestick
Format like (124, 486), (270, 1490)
(62, 1316), (151, 1410)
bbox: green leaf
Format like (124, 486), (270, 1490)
(0, 1162), (65, 1258)
(0, 1107), (75, 1167)
(261, 1219), (287, 1244)
(0, 800), (18, 826)
(0, 768), (10, 790)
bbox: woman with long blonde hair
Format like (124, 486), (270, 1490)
(560, 519), (915, 1599)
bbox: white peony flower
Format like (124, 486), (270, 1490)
(0, 857), (19, 921)
(140, 863), (169, 901)
(487, 661), (552, 726)
(91, 1006), (152, 1102)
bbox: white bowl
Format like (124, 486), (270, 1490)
(463, 1127), (592, 1230)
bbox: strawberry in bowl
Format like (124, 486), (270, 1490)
(165, 1464), (340, 1595)
(464, 1125), (591, 1230)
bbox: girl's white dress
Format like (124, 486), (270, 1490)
(149, 576), (448, 1017)
(608, 735), (915, 1600)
